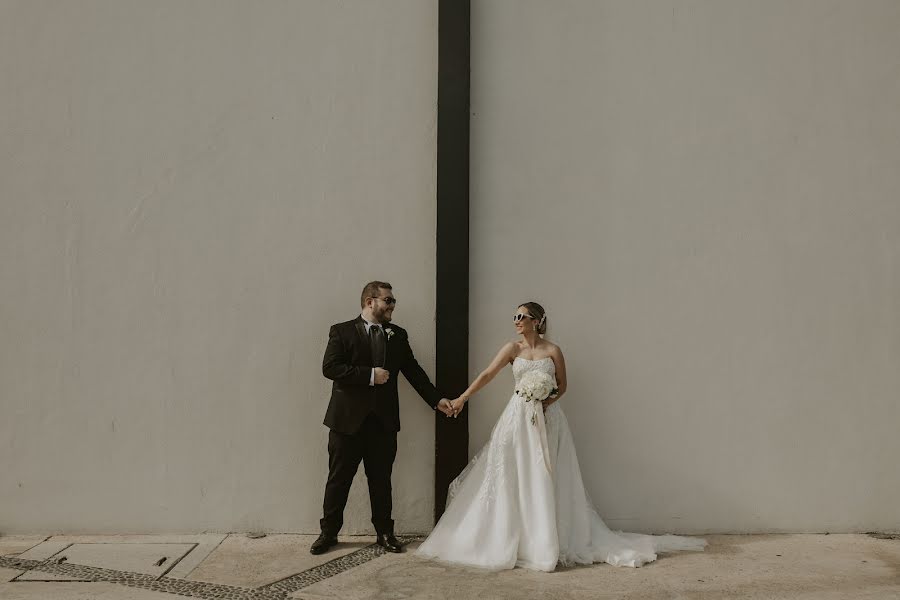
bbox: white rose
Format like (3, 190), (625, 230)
(516, 371), (555, 402)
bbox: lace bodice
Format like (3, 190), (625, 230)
(512, 356), (556, 386)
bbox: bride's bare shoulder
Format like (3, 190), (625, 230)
(496, 340), (518, 355)
(543, 341), (564, 357)
(500, 340), (521, 361)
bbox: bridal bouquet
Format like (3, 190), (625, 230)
(515, 371), (558, 426)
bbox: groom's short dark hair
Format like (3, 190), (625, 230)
(361, 281), (392, 308)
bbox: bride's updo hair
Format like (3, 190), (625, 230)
(518, 301), (547, 335)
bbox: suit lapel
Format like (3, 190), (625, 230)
(354, 317), (373, 364)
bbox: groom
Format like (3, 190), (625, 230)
(311, 281), (453, 555)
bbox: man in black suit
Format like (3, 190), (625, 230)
(311, 281), (453, 555)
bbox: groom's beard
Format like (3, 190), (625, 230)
(372, 306), (393, 324)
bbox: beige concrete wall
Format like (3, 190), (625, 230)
(0, 0), (438, 534)
(469, 1), (900, 533)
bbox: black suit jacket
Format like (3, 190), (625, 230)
(322, 316), (441, 434)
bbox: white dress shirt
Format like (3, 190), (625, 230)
(361, 315), (383, 386)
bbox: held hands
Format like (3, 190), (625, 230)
(449, 397), (467, 418)
(373, 368), (390, 385)
(436, 398), (454, 417)
(435, 398), (466, 418)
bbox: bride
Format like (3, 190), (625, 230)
(416, 302), (706, 571)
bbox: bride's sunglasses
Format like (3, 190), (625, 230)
(513, 313), (535, 323)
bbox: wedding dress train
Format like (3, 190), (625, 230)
(416, 357), (706, 571)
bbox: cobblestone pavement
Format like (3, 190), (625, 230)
(0, 536), (419, 600)
(5, 534), (900, 600)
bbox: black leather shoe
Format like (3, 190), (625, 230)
(376, 533), (403, 553)
(310, 533), (338, 555)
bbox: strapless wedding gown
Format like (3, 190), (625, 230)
(416, 356), (706, 571)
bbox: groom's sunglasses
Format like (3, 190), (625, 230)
(513, 313), (535, 323)
(375, 296), (397, 306)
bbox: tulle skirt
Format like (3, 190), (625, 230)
(416, 396), (706, 571)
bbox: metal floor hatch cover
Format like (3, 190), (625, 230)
(14, 542), (197, 581)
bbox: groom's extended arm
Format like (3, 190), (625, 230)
(397, 332), (441, 409)
(322, 325), (370, 385)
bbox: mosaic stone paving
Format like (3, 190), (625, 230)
(0, 536), (419, 600)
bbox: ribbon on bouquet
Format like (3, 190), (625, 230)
(531, 404), (553, 474)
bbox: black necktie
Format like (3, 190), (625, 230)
(369, 325), (385, 367)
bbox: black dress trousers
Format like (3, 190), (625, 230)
(320, 412), (398, 536)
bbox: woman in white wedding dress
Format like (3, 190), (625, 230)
(416, 302), (706, 571)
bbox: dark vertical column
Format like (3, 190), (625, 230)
(434, 0), (470, 522)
